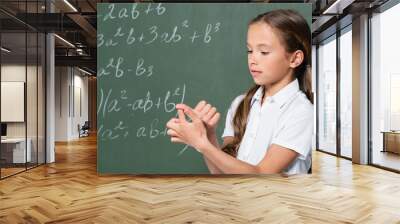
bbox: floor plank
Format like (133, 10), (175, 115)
(1, 135), (400, 223)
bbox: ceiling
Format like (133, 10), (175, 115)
(0, 0), (393, 75)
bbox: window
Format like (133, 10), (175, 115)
(370, 2), (400, 171)
(0, 1), (47, 179)
(317, 35), (337, 155)
(339, 26), (352, 158)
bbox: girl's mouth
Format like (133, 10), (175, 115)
(250, 70), (262, 76)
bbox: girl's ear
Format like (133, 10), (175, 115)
(289, 50), (304, 69)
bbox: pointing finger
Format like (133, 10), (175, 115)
(178, 109), (186, 122)
(182, 106), (201, 123)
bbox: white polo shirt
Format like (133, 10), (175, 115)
(222, 79), (313, 175)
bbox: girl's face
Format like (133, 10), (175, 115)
(247, 22), (293, 86)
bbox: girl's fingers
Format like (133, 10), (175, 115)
(204, 107), (217, 122)
(178, 109), (186, 122)
(208, 112), (220, 126)
(170, 118), (180, 123)
(167, 129), (179, 137)
(182, 106), (201, 123)
(171, 137), (185, 144)
(200, 103), (212, 117)
(166, 119), (173, 128)
(166, 118), (180, 130)
(175, 103), (189, 111)
(194, 100), (206, 113)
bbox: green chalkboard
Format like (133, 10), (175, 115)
(97, 3), (311, 174)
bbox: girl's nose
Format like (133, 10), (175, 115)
(248, 54), (257, 65)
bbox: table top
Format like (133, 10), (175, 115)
(1, 138), (29, 143)
(381, 131), (400, 134)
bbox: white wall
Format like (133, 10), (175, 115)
(55, 66), (69, 141)
(1, 63), (46, 164)
(1, 82), (25, 122)
(55, 67), (89, 141)
(77, 71), (89, 139)
(1, 65), (38, 138)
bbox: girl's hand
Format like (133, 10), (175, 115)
(176, 101), (220, 136)
(166, 105), (210, 153)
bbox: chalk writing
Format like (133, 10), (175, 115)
(100, 3), (165, 22)
(98, 57), (153, 79)
(97, 21), (222, 47)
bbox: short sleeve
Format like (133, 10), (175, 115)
(221, 95), (244, 138)
(271, 105), (313, 160)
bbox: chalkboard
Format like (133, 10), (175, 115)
(97, 3), (311, 174)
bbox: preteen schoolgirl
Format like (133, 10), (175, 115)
(166, 9), (313, 175)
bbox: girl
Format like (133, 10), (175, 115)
(166, 9), (313, 175)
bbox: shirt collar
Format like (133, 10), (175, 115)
(251, 79), (300, 108)
(251, 86), (264, 105)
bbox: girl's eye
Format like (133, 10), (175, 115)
(261, 52), (270, 55)
(247, 50), (253, 54)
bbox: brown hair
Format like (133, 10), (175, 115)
(222, 9), (313, 157)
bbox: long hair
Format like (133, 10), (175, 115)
(221, 9), (312, 157)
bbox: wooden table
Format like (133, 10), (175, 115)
(381, 131), (400, 154)
(0, 138), (31, 164)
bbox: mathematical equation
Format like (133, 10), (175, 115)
(98, 21), (221, 47)
(98, 3), (222, 47)
(98, 57), (154, 79)
(99, 3), (166, 22)
(97, 83), (186, 141)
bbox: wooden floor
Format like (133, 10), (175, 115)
(372, 150), (400, 171)
(1, 135), (400, 223)
(0, 167), (26, 178)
